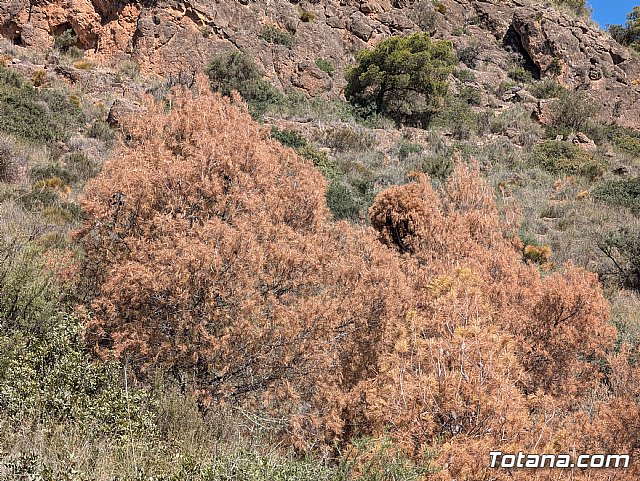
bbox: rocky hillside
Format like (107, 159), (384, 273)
(2, 0), (640, 129)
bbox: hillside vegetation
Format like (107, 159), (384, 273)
(0, 0), (640, 480)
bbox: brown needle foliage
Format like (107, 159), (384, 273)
(365, 165), (628, 480)
(78, 81), (410, 452)
(78, 82), (638, 479)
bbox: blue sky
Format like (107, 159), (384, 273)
(588, 1), (637, 27)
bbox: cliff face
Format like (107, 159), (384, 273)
(1, 0), (639, 129)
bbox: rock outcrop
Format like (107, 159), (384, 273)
(1, 0), (639, 129)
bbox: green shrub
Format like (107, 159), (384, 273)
(259, 25), (294, 48)
(117, 60), (141, 80)
(269, 126), (340, 181)
(0, 136), (22, 182)
(592, 177), (640, 212)
(421, 154), (454, 180)
(65, 152), (101, 183)
(531, 140), (606, 179)
(270, 126), (307, 149)
(64, 46), (85, 60)
(413, 4), (437, 32)
(508, 66), (533, 83)
(548, 57), (563, 76)
(453, 68), (476, 82)
(459, 85), (482, 106)
(0, 66), (85, 143)
(489, 106), (542, 147)
(299, 9), (315, 22)
(0, 314), (154, 435)
(394, 139), (423, 161)
(323, 154), (378, 222)
(205, 50), (283, 118)
(31, 69), (47, 87)
(41, 205), (75, 224)
(529, 79), (565, 99)
(30, 163), (74, 184)
(317, 126), (374, 152)
(345, 33), (456, 126)
(430, 97), (484, 140)
(615, 135), (640, 158)
(0, 232), (154, 436)
(597, 228), (640, 291)
(547, 89), (598, 134)
(326, 181), (369, 222)
(17, 185), (60, 211)
(457, 45), (480, 68)
(0, 66), (24, 88)
(87, 120), (115, 146)
(315, 58), (335, 75)
(0, 236), (57, 332)
(29, 155), (99, 189)
(297, 144), (340, 181)
(53, 29), (78, 53)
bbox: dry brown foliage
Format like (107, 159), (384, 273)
(78, 83), (638, 479)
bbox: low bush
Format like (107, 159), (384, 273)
(259, 25), (294, 48)
(0, 66), (84, 143)
(315, 58), (334, 75)
(457, 45), (481, 69)
(508, 66), (534, 83)
(592, 177), (640, 212)
(459, 85), (482, 106)
(597, 228), (640, 291)
(614, 134), (640, 158)
(326, 181), (363, 221)
(270, 126), (307, 149)
(299, 9), (315, 22)
(73, 60), (94, 70)
(205, 50), (283, 118)
(16, 186), (60, 211)
(524, 244), (552, 264)
(30, 163), (75, 184)
(413, 4), (437, 32)
(531, 140), (607, 179)
(87, 120), (115, 146)
(394, 139), (423, 161)
(317, 125), (374, 152)
(490, 105), (542, 147)
(31, 69), (46, 88)
(0, 135), (23, 182)
(0, 231), (154, 437)
(53, 29), (78, 53)
(117, 60), (141, 80)
(0, 314), (154, 435)
(41, 205), (75, 224)
(547, 89), (598, 135)
(453, 68), (476, 82)
(529, 79), (565, 99)
(433, 1), (446, 14)
(430, 97), (485, 140)
(421, 154), (454, 180)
